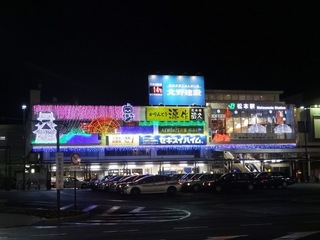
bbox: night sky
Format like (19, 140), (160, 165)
(1, 1), (320, 123)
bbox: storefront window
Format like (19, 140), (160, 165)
(241, 111), (249, 133)
(256, 111), (264, 124)
(233, 115), (241, 133)
(249, 112), (257, 125)
(226, 117), (233, 134)
(210, 103), (294, 138)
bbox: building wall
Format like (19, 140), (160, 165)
(0, 125), (24, 189)
(4, 89), (320, 189)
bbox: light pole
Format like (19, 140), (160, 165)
(22, 104), (27, 191)
(300, 106), (310, 183)
(55, 121), (68, 217)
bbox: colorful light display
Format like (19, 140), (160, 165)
(81, 116), (120, 134)
(31, 104), (295, 157)
(32, 143), (296, 153)
(139, 121), (205, 126)
(33, 105), (143, 121)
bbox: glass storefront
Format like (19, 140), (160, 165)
(209, 102), (295, 141)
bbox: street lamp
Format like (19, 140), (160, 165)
(22, 104), (27, 191)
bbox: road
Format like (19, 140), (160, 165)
(1, 183), (320, 239)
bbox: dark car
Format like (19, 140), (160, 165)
(167, 173), (185, 182)
(254, 171), (295, 189)
(99, 175), (125, 192)
(180, 173), (221, 192)
(178, 173), (197, 184)
(90, 175), (109, 191)
(208, 172), (255, 193)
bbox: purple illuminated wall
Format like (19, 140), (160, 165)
(33, 105), (143, 121)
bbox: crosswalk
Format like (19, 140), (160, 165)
(58, 205), (320, 239)
(204, 231), (320, 239)
(63, 205), (191, 225)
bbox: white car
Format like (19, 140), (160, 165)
(122, 175), (181, 195)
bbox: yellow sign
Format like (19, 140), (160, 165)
(146, 107), (191, 121)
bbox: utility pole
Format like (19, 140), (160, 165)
(22, 104), (27, 191)
(300, 106), (310, 183)
(304, 108), (310, 183)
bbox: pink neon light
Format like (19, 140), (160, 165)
(33, 105), (143, 121)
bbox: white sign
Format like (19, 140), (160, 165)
(256, 105), (286, 110)
(55, 152), (64, 190)
(107, 135), (139, 146)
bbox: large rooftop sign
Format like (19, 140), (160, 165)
(148, 75), (205, 106)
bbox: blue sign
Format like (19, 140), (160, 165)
(139, 134), (207, 145)
(148, 75), (205, 106)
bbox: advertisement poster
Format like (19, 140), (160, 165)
(148, 75), (205, 106)
(139, 134), (206, 145)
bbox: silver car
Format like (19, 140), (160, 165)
(52, 177), (88, 189)
(122, 175), (181, 195)
(63, 177), (88, 189)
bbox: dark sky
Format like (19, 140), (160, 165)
(1, 1), (320, 122)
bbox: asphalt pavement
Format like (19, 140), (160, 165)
(1, 182), (320, 228)
(0, 212), (43, 228)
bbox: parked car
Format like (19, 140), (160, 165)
(52, 177), (88, 189)
(121, 175), (181, 195)
(109, 175), (147, 193)
(98, 175), (124, 192)
(178, 173), (198, 184)
(208, 172), (255, 193)
(254, 171), (295, 189)
(65, 177), (88, 189)
(202, 173), (223, 192)
(90, 175), (110, 191)
(167, 173), (185, 182)
(180, 173), (221, 192)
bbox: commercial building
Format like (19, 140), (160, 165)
(1, 75), (320, 190)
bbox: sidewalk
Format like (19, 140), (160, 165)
(0, 197), (49, 228)
(0, 212), (44, 228)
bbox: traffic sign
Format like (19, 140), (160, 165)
(71, 153), (81, 165)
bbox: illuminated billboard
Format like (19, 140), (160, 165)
(148, 75), (205, 106)
(139, 134), (207, 145)
(146, 107), (204, 121)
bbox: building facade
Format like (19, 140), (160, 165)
(27, 89), (299, 187)
(2, 78), (320, 190)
